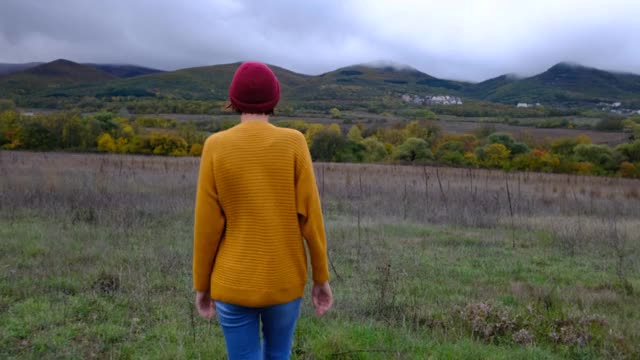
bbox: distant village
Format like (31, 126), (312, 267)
(400, 93), (640, 116)
(401, 94), (463, 105)
(516, 102), (542, 108)
(597, 101), (640, 116)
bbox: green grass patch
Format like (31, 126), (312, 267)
(1, 213), (638, 359)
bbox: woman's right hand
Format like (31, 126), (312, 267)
(195, 291), (217, 319)
(312, 281), (333, 317)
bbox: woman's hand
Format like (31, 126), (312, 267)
(312, 281), (333, 317)
(195, 291), (216, 319)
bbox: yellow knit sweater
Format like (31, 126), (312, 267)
(192, 121), (329, 307)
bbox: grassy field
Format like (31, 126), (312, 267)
(1, 151), (639, 359)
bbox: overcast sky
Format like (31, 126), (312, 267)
(1, 0), (639, 82)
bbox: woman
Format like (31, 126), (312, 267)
(192, 61), (333, 359)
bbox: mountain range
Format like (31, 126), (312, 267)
(0, 59), (639, 109)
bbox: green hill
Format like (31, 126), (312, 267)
(472, 63), (640, 105)
(291, 65), (467, 103)
(1, 59), (639, 110)
(57, 62), (311, 100)
(84, 64), (164, 78)
(462, 74), (519, 99)
(0, 59), (116, 97)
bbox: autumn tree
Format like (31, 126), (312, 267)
(487, 132), (529, 155)
(416, 109), (437, 121)
(149, 133), (189, 156)
(615, 141), (640, 162)
(0, 111), (20, 148)
(304, 123), (325, 146)
(376, 128), (407, 146)
(393, 137), (432, 162)
(335, 140), (366, 163)
(310, 129), (345, 162)
(476, 143), (511, 168)
(17, 120), (57, 150)
(361, 137), (388, 162)
(347, 125), (363, 143)
(327, 123), (342, 135)
(623, 116), (640, 140)
(62, 115), (90, 149)
(511, 149), (561, 172)
(97, 133), (117, 152)
(178, 122), (205, 146)
(574, 144), (617, 172)
(618, 162), (638, 178)
(190, 143), (204, 156)
(435, 140), (465, 165)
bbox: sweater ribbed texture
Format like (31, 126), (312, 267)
(192, 121), (329, 307)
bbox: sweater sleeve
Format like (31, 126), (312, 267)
(192, 137), (226, 292)
(295, 134), (330, 284)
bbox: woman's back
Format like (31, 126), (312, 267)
(203, 121), (318, 307)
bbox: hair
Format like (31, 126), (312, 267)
(228, 103), (274, 115)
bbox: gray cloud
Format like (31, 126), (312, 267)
(1, 0), (639, 81)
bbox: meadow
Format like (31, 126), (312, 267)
(1, 150), (639, 359)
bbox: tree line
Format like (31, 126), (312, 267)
(1, 110), (639, 178)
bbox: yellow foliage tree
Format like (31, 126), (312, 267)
(190, 143), (203, 156)
(304, 123), (324, 146)
(576, 134), (592, 145)
(97, 133), (116, 152)
(149, 132), (188, 156)
(404, 121), (430, 141)
(463, 152), (478, 167)
(377, 128), (406, 146)
(483, 143), (511, 168)
(573, 161), (595, 175)
(439, 134), (478, 152)
(618, 161), (637, 178)
(347, 125), (363, 143)
(327, 123), (342, 136)
(121, 124), (135, 138)
(115, 137), (129, 153)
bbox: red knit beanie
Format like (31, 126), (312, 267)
(229, 62), (280, 114)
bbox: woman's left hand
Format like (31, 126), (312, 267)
(195, 291), (217, 319)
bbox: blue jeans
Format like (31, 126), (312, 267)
(215, 297), (302, 360)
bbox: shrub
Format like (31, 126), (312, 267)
(97, 133), (116, 152)
(536, 118), (569, 128)
(574, 144), (617, 171)
(488, 132), (529, 155)
(615, 141), (640, 162)
(393, 137), (432, 162)
(189, 143), (203, 157)
(334, 140), (366, 163)
(595, 117), (625, 131)
(18, 120), (58, 150)
(148, 133), (188, 156)
(361, 137), (388, 162)
(476, 143), (511, 168)
(310, 129), (345, 162)
(618, 162), (638, 178)
(573, 161), (595, 175)
(474, 124), (497, 139)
